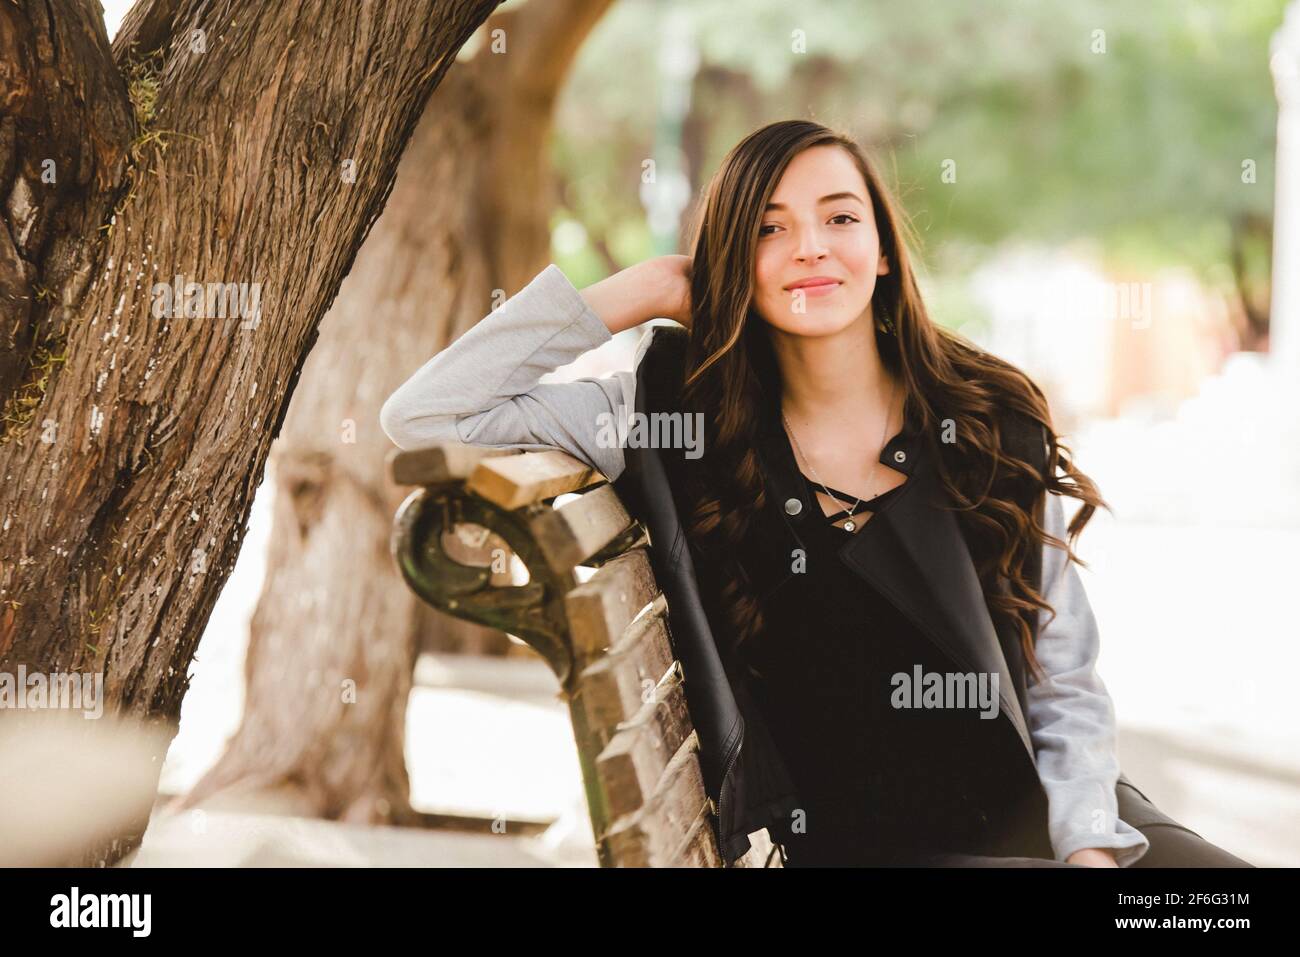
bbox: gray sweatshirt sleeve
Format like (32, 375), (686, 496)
(1026, 490), (1151, 867)
(379, 264), (634, 482)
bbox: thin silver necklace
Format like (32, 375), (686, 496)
(782, 377), (898, 533)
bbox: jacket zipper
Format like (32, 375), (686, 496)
(714, 721), (743, 867)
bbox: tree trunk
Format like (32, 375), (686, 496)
(0, 0), (502, 865)
(175, 0), (614, 825)
(1228, 211), (1273, 351)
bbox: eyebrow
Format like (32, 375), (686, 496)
(764, 191), (866, 211)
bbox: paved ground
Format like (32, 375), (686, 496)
(125, 805), (597, 868)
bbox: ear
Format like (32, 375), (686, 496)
(877, 254), (890, 275)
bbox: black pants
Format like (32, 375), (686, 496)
(844, 822), (1254, 867)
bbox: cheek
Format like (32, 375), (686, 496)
(837, 234), (876, 272)
(753, 249), (781, 305)
(754, 247), (776, 289)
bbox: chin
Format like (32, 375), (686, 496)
(762, 311), (858, 338)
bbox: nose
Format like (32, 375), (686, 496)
(792, 222), (828, 263)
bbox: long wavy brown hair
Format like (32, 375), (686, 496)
(676, 119), (1109, 686)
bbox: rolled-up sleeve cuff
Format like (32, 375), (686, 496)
(1055, 821), (1150, 867)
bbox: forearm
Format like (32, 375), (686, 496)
(578, 262), (673, 336)
(1028, 491), (1151, 867)
(380, 264), (616, 451)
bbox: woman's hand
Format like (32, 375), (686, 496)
(1066, 848), (1119, 867)
(580, 255), (693, 335)
(643, 254), (693, 327)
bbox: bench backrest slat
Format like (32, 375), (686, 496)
(467, 449), (600, 509)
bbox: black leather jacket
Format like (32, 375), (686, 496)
(611, 323), (1177, 866)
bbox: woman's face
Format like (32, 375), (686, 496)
(751, 144), (890, 337)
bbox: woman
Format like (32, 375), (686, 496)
(381, 119), (1252, 868)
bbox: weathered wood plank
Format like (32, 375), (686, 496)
(530, 483), (635, 573)
(387, 444), (518, 486)
(670, 810), (720, 868)
(467, 449), (600, 509)
(564, 548), (660, 660)
(570, 600), (675, 746)
(733, 829), (782, 868)
(600, 734), (713, 867)
(593, 667), (693, 822)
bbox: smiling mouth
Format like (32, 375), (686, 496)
(785, 280), (842, 292)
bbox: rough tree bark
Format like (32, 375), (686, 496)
(0, 0), (502, 864)
(175, 0), (616, 825)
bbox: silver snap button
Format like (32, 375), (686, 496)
(894, 450), (907, 464)
(784, 497), (802, 515)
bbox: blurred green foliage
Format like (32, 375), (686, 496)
(550, 0), (1284, 328)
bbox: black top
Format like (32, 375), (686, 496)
(800, 471), (903, 524)
(746, 474), (1012, 866)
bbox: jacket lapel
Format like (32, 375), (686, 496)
(749, 392), (1036, 765)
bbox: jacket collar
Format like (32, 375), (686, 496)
(748, 388), (1036, 764)
(753, 383), (922, 522)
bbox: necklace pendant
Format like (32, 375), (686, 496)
(843, 519), (856, 532)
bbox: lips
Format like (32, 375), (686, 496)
(784, 277), (841, 290)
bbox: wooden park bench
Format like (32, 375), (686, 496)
(387, 442), (781, 868)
